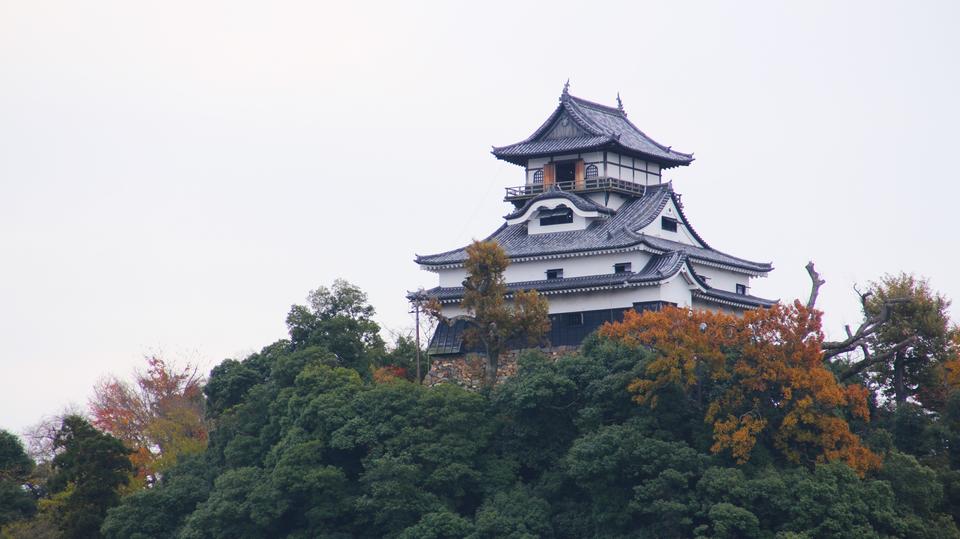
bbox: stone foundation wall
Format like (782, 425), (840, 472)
(423, 346), (579, 390)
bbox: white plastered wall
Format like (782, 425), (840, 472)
(504, 251), (654, 282)
(636, 198), (702, 246)
(691, 264), (750, 294)
(604, 152), (661, 185)
(433, 251), (653, 287)
(584, 191), (630, 211)
(439, 281), (693, 318)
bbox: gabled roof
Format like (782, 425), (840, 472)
(415, 183), (773, 275)
(503, 188), (615, 220)
(415, 250), (775, 308)
(492, 90), (694, 168)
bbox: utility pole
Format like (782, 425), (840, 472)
(410, 291), (424, 384)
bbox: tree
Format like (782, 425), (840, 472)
(864, 274), (956, 407)
(600, 303), (880, 475)
(89, 356), (206, 487)
(806, 265), (957, 409)
(0, 430), (35, 527)
(47, 416), (132, 539)
(428, 240), (550, 387)
(285, 279), (385, 375)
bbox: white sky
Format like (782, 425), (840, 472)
(2, 0), (959, 434)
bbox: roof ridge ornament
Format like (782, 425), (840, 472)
(616, 92), (626, 116)
(560, 79), (570, 101)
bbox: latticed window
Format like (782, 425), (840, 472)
(585, 164), (598, 179)
(533, 169), (544, 184)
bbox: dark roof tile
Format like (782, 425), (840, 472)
(416, 183), (773, 274)
(493, 93), (694, 167)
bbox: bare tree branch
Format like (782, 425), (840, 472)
(806, 261), (826, 309)
(838, 336), (916, 382)
(805, 264), (919, 384)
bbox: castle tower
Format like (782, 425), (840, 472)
(413, 86), (774, 357)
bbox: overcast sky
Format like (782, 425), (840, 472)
(2, 0), (958, 434)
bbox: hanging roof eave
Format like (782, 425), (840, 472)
(491, 92), (695, 168)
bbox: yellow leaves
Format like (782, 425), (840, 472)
(604, 302), (880, 476)
(712, 414), (767, 464)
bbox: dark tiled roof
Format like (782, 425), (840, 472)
(415, 183), (773, 274)
(495, 136), (612, 157)
(422, 251), (689, 303)
(503, 189), (615, 220)
(492, 93), (694, 168)
(420, 249), (776, 310)
(693, 289), (776, 309)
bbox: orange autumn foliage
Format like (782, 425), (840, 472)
(599, 301), (881, 476)
(90, 356), (207, 487)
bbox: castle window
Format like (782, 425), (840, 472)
(539, 206), (573, 226)
(585, 164), (598, 179)
(555, 160), (576, 184)
(736, 284), (747, 295)
(533, 169), (543, 184)
(634, 301), (676, 313)
(614, 262), (632, 274)
(546, 269), (563, 280)
(562, 312), (584, 327)
(661, 216), (678, 232)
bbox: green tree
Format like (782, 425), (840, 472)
(97, 280), (960, 538)
(0, 430), (35, 527)
(429, 240), (550, 387)
(286, 279), (385, 376)
(865, 273), (956, 407)
(47, 416), (132, 539)
(101, 453), (213, 539)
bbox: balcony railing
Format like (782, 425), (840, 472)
(504, 177), (646, 200)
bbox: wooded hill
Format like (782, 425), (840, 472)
(2, 268), (960, 538)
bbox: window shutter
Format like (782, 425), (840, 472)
(543, 163), (556, 188)
(574, 159), (585, 189)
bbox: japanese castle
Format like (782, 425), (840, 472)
(415, 85), (775, 356)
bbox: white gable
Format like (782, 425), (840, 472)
(505, 196), (609, 235)
(636, 198), (703, 247)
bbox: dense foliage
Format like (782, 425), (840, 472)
(91, 328), (960, 538)
(4, 275), (960, 538)
(600, 303), (879, 475)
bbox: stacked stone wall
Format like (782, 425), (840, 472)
(423, 346), (578, 389)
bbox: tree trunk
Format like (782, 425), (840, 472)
(893, 350), (906, 405)
(484, 346), (500, 388)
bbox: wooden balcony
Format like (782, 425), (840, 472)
(504, 177), (647, 202)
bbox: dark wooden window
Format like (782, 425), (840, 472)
(585, 164), (599, 178)
(533, 169), (543, 184)
(614, 262), (632, 274)
(540, 206), (573, 226)
(555, 160), (576, 183)
(562, 312), (584, 327)
(633, 301), (676, 313)
(546, 269), (563, 280)
(736, 284), (747, 295)
(661, 216), (678, 232)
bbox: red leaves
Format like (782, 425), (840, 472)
(89, 356), (207, 486)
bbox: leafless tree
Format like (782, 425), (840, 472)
(805, 261), (915, 381)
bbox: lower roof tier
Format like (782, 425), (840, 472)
(413, 251), (775, 311)
(416, 184), (773, 276)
